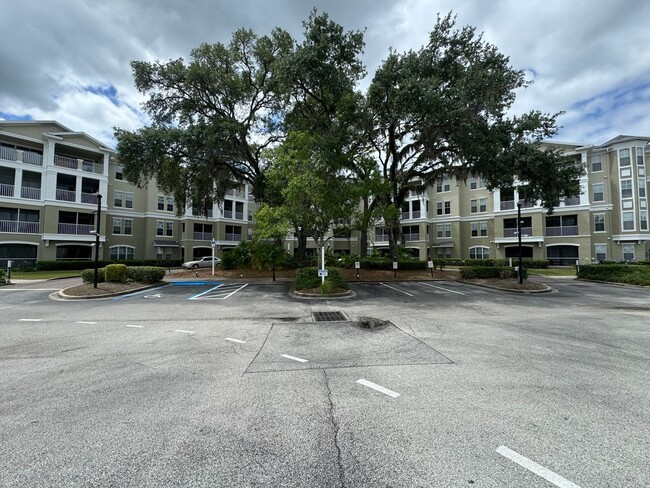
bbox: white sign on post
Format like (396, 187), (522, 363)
(392, 261), (398, 270)
(354, 261), (360, 269)
(318, 269), (329, 277)
(427, 260), (434, 269)
(211, 239), (217, 276)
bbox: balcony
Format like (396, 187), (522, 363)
(503, 227), (532, 238)
(375, 235), (389, 242)
(57, 223), (95, 235)
(0, 147), (43, 166)
(0, 183), (14, 197)
(500, 200), (515, 210)
(545, 226), (578, 237)
(21, 187), (41, 199)
(56, 189), (76, 202)
(81, 192), (99, 204)
(235, 211), (244, 220)
(403, 233), (420, 242)
(224, 210), (233, 218)
(225, 233), (242, 241)
(54, 155), (103, 174)
(0, 220), (40, 233)
(193, 232), (213, 241)
(412, 211), (421, 219)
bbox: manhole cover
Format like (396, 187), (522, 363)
(312, 311), (348, 322)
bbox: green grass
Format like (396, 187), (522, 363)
(528, 267), (576, 277)
(9, 270), (82, 280)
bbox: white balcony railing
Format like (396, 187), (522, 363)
(21, 187), (41, 199)
(403, 234), (419, 242)
(81, 192), (98, 204)
(225, 233), (242, 241)
(375, 235), (389, 242)
(54, 155), (78, 169)
(56, 189), (76, 202)
(57, 223), (95, 235)
(235, 212), (244, 220)
(223, 210), (233, 218)
(500, 200), (515, 210)
(0, 146), (17, 161)
(0, 183), (14, 197)
(546, 226), (578, 237)
(503, 227), (532, 238)
(82, 160), (103, 174)
(193, 232), (213, 241)
(22, 152), (43, 166)
(0, 220), (40, 233)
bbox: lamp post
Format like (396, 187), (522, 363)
(94, 194), (102, 288)
(517, 201), (523, 284)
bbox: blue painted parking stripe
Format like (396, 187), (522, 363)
(113, 284), (169, 300)
(187, 283), (224, 300)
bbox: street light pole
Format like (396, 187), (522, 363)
(517, 201), (523, 284)
(94, 194), (102, 288)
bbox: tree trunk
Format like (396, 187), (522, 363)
(359, 227), (368, 257)
(388, 223), (400, 259)
(296, 232), (307, 263)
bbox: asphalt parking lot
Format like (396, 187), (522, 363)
(0, 278), (648, 487)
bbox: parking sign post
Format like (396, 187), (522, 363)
(211, 239), (217, 276)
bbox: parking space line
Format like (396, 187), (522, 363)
(125, 324), (144, 328)
(188, 283), (224, 300)
(281, 354), (308, 363)
(221, 283), (248, 299)
(226, 338), (246, 344)
(174, 329), (196, 334)
(379, 282), (414, 297)
(19, 319), (43, 322)
(496, 446), (581, 488)
(418, 282), (467, 296)
(356, 379), (400, 398)
(113, 284), (169, 300)
(76, 321), (97, 324)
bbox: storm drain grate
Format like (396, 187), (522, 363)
(312, 311), (348, 322)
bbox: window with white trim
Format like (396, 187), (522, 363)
(619, 148), (631, 167)
(156, 220), (164, 236)
(165, 221), (173, 236)
(115, 165), (124, 180)
(436, 223), (451, 238)
(445, 201), (451, 215)
(124, 192), (133, 209)
(592, 183), (604, 202)
(623, 244), (635, 261)
(469, 176), (486, 190)
(124, 219), (132, 235)
(594, 213), (605, 232)
(471, 222), (488, 237)
(109, 245), (134, 260)
(402, 225), (419, 242)
(637, 147), (645, 166)
(641, 211), (648, 231)
(622, 211), (635, 231)
(436, 178), (451, 193)
(113, 217), (122, 235)
(114, 191), (123, 207)
(591, 154), (603, 172)
(621, 180), (633, 198)
(470, 198), (487, 213)
(638, 178), (646, 198)
(594, 244), (607, 262)
(166, 196), (174, 212)
(157, 196), (165, 211)
(469, 246), (490, 259)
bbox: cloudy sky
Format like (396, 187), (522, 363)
(2, 0), (649, 147)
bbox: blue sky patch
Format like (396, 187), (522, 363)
(0, 112), (33, 121)
(84, 84), (120, 107)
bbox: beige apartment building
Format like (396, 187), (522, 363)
(1, 121), (649, 267)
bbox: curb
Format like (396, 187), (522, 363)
(289, 286), (356, 300)
(457, 280), (553, 294)
(54, 283), (164, 300)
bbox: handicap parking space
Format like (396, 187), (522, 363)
(112, 281), (247, 301)
(350, 280), (497, 301)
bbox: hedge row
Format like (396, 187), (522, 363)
(36, 259), (182, 271)
(462, 259), (549, 269)
(295, 267), (349, 291)
(81, 266), (166, 284)
(460, 266), (528, 279)
(577, 265), (650, 285)
(0, 269), (6, 283)
(598, 260), (650, 266)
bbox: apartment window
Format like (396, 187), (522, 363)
(623, 244), (635, 261)
(156, 220), (164, 236)
(225, 225), (242, 241)
(444, 201), (451, 215)
(639, 179), (646, 198)
(402, 225), (419, 242)
(411, 200), (421, 218)
(110, 246), (134, 260)
(436, 178), (451, 193)
(469, 176), (486, 190)
(591, 154), (603, 172)
(470, 198), (487, 213)
(224, 200), (233, 218)
(157, 196), (165, 211)
(592, 183), (604, 202)
(124, 219), (133, 235)
(619, 148), (631, 167)
(125, 192), (133, 209)
(436, 223), (451, 238)
(115, 165), (124, 180)
(621, 180), (633, 198)
(641, 211), (648, 231)
(594, 214), (605, 232)
(469, 246), (490, 259)
(436, 202), (443, 215)
(594, 244), (607, 262)
(166, 196), (174, 212)
(165, 221), (173, 236)
(471, 222), (488, 237)
(637, 147), (645, 166)
(113, 217), (122, 235)
(114, 191), (123, 207)
(622, 211), (635, 231)
(375, 226), (389, 242)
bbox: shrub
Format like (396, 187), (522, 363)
(126, 266), (165, 283)
(460, 266), (528, 280)
(295, 267), (348, 292)
(81, 268), (105, 283)
(464, 259), (493, 267)
(0, 269), (6, 283)
(104, 264), (127, 282)
(577, 264), (650, 285)
(36, 259), (182, 271)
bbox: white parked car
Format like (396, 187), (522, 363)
(182, 256), (222, 269)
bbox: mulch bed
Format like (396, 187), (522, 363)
(62, 282), (155, 297)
